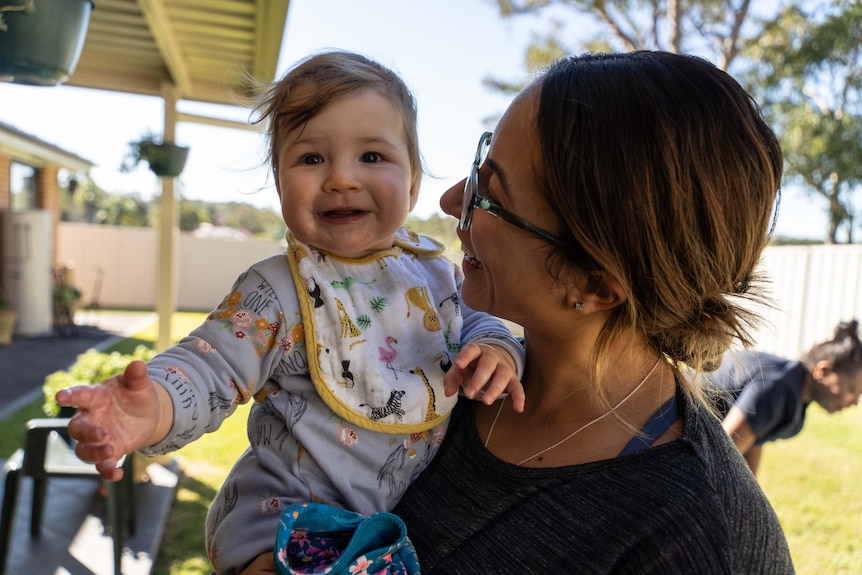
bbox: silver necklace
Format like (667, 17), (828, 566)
(484, 357), (662, 466)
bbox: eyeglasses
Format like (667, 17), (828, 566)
(459, 132), (570, 250)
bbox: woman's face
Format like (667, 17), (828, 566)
(439, 87), (568, 325)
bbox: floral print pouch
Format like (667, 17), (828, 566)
(274, 502), (421, 575)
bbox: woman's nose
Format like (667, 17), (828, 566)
(440, 178), (466, 217)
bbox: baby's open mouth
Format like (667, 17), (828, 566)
(323, 210), (364, 218)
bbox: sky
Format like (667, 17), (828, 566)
(0, 0), (829, 240)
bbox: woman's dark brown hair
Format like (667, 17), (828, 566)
(535, 51), (783, 400)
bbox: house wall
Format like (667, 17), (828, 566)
(0, 156), (65, 294)
(0, 124), (93, 300)
(57, 222), (862, 360)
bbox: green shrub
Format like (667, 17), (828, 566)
(42, 345), (156, 416)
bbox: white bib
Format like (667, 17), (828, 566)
(287, 229), (461, 433)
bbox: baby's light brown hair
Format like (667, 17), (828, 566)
(253, 50), (423, 196)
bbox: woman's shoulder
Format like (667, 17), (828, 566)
(678, 396), (780, 504)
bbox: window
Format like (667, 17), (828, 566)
(11, 162), (37, 212)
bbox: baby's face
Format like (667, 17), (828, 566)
(275, 89), (417, 259)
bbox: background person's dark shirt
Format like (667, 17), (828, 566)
(709, 351), (807, 445)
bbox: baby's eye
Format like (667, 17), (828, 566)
(361, 152), (382, 163)
(302, 154), (323, 165)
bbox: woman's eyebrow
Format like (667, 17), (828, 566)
(485, 156), (512, 201)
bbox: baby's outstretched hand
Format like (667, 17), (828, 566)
(443, 342), (525, 413)
(54, 360), (169, 481)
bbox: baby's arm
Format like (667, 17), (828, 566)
(57, 260), (292, 480)
(55, 360), (174, 481)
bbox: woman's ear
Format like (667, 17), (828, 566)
(567, 272), (627, 313)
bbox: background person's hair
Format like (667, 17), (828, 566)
(804, 320), (862, 375)
(535, 50), (783, 403)
(254, 50), (423, 195)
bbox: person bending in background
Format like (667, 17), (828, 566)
(710, 319), (862, 475)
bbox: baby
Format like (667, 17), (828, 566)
(58, 50), (525, 574)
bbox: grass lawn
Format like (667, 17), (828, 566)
(758, 405), (862, 574)
(2, 312), (861, 574)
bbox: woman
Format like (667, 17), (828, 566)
(392, 51), (793, 574)
(712, 319), (862, 475)
(240, 50), (793, 574)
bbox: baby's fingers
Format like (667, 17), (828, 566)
(472, 370), (524, 411)
(452, 343), (483, 370)
(504, 380), (526, 413)
(459, 354), (499, 401)
(95, 459), (126, 482)
(55, 384), (104, 410)
(443, 367), (465, 397)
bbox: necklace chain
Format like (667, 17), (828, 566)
(484, 357), (662, 466)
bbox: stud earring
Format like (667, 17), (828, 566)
(575, 302), (584, 312)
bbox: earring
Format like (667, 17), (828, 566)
(575, 302), (584, 312)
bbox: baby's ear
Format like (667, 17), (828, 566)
(408, 184), (420, 212)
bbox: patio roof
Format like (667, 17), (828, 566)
(0, 120), (94, 172)
(65, 0), (291, 350)
(67, 0), (289, 110)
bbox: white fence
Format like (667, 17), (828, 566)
(751, 244), (862, 358)
(57, 222), (285, 313)
(57, 223), (862, 360)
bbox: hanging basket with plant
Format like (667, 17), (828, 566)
(122, 133), (190, 178)
(0, 0), (94, 86)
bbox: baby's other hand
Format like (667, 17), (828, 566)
(443, 342), (525, 412)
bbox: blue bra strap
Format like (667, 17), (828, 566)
(618, 395), (679, 457)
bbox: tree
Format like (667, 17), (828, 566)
(483, 0), (862, 242)
(59, 176), (148, 227)
(745, 2), (862, 243)
(485, 0), (764, 96)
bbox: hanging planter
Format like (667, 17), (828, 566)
(0, 0), (94, 86)
(122, 134), (191, 178)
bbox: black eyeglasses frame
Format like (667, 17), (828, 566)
(458, 131), (570, 251)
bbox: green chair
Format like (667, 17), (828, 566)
(0, 418), (134, 574)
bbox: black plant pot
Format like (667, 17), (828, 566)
(0, 0), (94, 86)
(146, 144), (190, 178)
